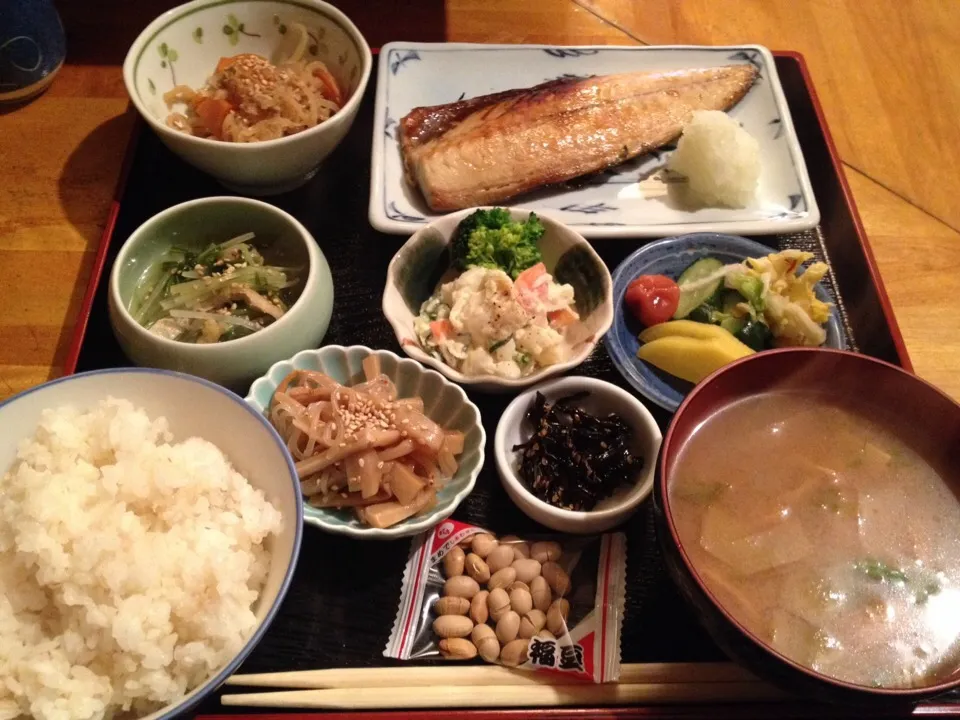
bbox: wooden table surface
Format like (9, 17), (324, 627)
(3, 0), (959, 400)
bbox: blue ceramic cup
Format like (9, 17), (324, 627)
(0, 0), (66, 104)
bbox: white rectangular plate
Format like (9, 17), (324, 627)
(369, 43), (820, 239)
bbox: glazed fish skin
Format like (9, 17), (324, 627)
(399, 65), (758, 212)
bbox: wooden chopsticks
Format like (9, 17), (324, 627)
(220, 662), (784, 710)
(225, 662), (758, 688)
(220, 682), (784, 709)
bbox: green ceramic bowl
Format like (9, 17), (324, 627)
(108, 197), (334, 390)
(246, 345), (485, 539)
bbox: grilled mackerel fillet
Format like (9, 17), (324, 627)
(399, 65), (758, 212)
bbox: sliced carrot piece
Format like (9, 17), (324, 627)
(429, 319), (454, 342)
(215, 53), (261, 73)
(215, 56), (237, 73)
(194, 97), (233, 139)
(547, 306), (579, 328)
(515, 262), (550, 311)
(312, 65), (344, 106)
(514, 262), (547, 291)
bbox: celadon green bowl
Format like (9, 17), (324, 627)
(108, 196), (334, 391)
(246, 345), (485, 539)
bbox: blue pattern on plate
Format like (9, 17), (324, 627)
(560, 202), (617, 214)
(543, 48), (599, 58)
(386, 201), (425, 222)
(728, 50), (763, 74)
(604, 233), (847, 413)
(384, 115), (397, 139)
(389, 49), (420, 75)
(769, 117), (784, 139)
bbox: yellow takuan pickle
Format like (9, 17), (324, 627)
(637, 320), (755, 383)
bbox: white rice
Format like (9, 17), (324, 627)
(667, 109), (762, 208)
(0, 398), (283, 720)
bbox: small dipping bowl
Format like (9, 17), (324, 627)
(657, 347), (960, 705)
(108, 196), (334, 390)
(495, 376), (662, 534)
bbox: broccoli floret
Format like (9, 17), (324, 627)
(450, 208), (544, 279)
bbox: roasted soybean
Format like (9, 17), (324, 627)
(444, 575), (480, 599)
(486, 545), (515, 574)
(500, 639), (530, 667)
(471, 533), (498, 558)
(465, 553), (491, 584)
(443, 546), (465, 577)
(434, 532), (579, 668)
(439, 638), (477, 660)
(435, 596), (470, 616)
(470, 590), (489, 625)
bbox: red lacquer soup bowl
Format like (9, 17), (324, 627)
(655, 347), (960, 706)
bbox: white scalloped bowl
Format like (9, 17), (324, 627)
(246, 345), (485, 539)
(382, 207), (615, 393)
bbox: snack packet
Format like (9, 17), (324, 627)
(385, 519), (627, 683)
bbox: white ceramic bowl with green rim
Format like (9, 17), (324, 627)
(246, 345), (486, 539)
(122, 0), (372, 195)
(108, 196), (334, 391)
(382, 207), (615, 393)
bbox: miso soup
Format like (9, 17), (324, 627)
(671, 391), (960, 688)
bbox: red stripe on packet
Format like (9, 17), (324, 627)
(397, 539), (429, 656)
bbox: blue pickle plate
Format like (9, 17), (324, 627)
(604, 233), (846, 413)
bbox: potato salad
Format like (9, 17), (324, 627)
(415, 263), (579, 379)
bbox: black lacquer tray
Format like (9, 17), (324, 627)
(66, 52), (940, 719)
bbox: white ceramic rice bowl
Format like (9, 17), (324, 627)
(0, 368), (303, 720)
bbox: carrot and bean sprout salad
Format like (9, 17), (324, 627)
(270, 356), (466, 528)
(163, 24), (344, 142)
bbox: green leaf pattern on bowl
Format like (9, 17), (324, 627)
(223, 13), (260, 45)
(157, 42), (179, 84)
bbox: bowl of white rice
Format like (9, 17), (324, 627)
(0, 368), (303, 720)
